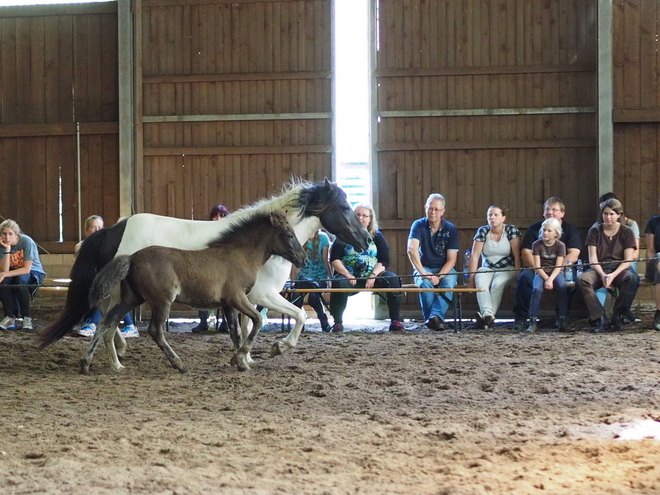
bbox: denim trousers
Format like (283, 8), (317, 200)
(413, 267), (458, 321)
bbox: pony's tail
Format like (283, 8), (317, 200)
(38, 229), (110, 349)
(88, 256), (132, 309)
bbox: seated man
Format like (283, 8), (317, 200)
(407, 193), (459, 331)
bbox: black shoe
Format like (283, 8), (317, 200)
(389, 320), (405, 332)
(191, 322), (209, 333)
(474, 312), (486, 329)
(512, 318), (526, 331)
(319, 314), (331, 333)
(654, 311), (660, 332)
(330, 322), (344, 333)
(595, 315), (610, 333)
(526, 317), (538, 334)
(557, 316), (573, 332)
(620, 310), (641, 324)
(425, 315), (445, 331)
(483, 314), (495, 328)
(611, 313), (623, 332)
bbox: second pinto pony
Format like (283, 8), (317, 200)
(82, 210), (306, 374)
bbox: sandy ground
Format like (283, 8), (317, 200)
(2, 314), (660, 494)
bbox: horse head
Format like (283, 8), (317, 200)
(299, 178), (371, 252)
(269, 210), (307, 268)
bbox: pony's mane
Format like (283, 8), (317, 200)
(207, 211), (276, 248)
(208, 179), (346, 246)
(233, 179), (310, 217)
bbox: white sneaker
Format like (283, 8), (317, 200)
(77, 322), (96, 337)
(0, 316), (15, 330)
(22, 317), (33, 330)
(120, 324), (139, 338)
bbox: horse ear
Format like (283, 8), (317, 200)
(270, 210), (287, 227)
(324, 177), (332, 188)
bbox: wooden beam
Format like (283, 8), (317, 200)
(143, 71), (330, 84)
(377, 139), (596, 151)
(144, 0), (328, 6)
(143, 145), (331, 156)
(0, 122), (118, 138)
(118, 0), (134, 219)
(142, 113), (331, 122)
(613, 109), (660, 123)
(376, 64), (596, 78)
(379, 107), (596, 118)
(598, 0), (614, 196)
(0, 2), (117, 17)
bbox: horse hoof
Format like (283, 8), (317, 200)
(270, 342), (284, 357)
(80, 361), (91, 375)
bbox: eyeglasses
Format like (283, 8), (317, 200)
(427, 207), (444, 213)
(356, 213), (371, 218)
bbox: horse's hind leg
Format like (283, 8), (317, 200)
(222, 305), (241, 350)
(148, 306), (188, 374)
(81, 305), (126, 374)
(230, 297), (263, 371)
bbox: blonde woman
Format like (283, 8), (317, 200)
(0, 219), (46, 330)
(329, 204), (403, 333)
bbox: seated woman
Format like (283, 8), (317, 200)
(592, 193), (641, 324)
(291, 229), (333, 332)
(467, 205), (521, 329)
(578, 198), (636, 333)
(328, 204), (403, 333)
(0, 219), (46, 330)
(75, 215), (139, 338)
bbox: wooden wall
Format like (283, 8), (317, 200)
(375, 0), (599, 292)
(613, 0), (660, 230)
(135, 0), (332, 218)
(0, 2), (119, 253)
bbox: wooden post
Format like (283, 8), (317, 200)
(598, 0), (614, 195)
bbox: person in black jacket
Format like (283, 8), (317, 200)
(328, 204), (403, 333)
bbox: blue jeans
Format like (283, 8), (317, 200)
(595, 264), (639, 312)
(515, 268), (576, 319)
(529, 272), (568, 318)
(0, 271), (42, 318)
(413, 267), (458, 321)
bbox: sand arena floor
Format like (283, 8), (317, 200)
(1, 314), (660, 494)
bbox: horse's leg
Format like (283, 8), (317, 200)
(230, 298), (263, 371)
(96, 292), (124, 371)
(81, 304), (127, 374)
(148, 306), (188, 374)
(222, 305), (241, 350)
(114, 328), (128, 359)
(251, 291), (307, 357)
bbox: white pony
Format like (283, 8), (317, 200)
(39, 179), (371, 371)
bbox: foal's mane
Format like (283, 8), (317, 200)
(207, 211), (276, 249)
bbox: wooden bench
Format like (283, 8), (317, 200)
(281, 284), (483, 333)
(40, 278), (71, 293)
